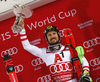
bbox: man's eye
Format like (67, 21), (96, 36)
(48, 34), (51, 36)
(53, 33), (56, 35)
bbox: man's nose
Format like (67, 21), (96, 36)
(51, 34), (54, 38)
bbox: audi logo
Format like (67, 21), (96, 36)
(15, 65), (24, 73)
(96, 78), (100, 82)
(83, 37), (100, 48)
(31, 58), (44, 67)
(89, 57), (100, 67)
(1, 47), (18, 57)
(59, 29), (66, 37)
(37, 74), (51, 82)
(49, 62), (73, 74)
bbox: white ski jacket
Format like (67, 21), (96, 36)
(20, 30), (89, 82)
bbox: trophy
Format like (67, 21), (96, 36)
(11, 4), (32, 32)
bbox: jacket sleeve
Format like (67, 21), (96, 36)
(19, 29), (42, 57)
(82, 56), (90, 72)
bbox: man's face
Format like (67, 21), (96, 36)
(47, 31), (59, 44)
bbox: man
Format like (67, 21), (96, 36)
(19, 23), (92, 82)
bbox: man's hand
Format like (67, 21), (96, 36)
(79, 70), (93, 82)
(14, 16), (25, 29)
(18, 16), (25, 30)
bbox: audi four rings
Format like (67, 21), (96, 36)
(37, 74), (51, 82)
(1, 47), (18, 57)
(15, 65), (24, 73)
(89, 57), (100, 67)
(31, 58), (44, 66)
(83, 37), (100, 48)
(49, 62), (73, 74)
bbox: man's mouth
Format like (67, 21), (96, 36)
(50, 38), (56, 41)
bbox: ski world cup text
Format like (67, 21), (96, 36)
(0, 31), (18, 42)
(27, 9), (77, 30)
